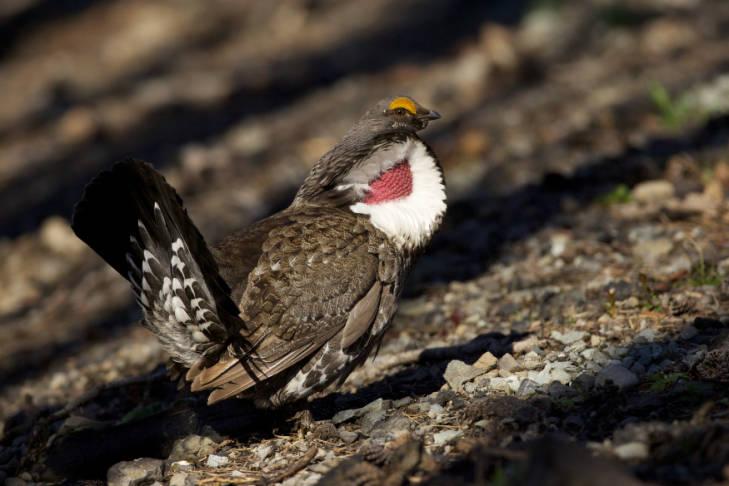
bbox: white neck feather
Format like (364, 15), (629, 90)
(349, 138), (446, 250)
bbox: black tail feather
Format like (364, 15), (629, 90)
(72, 159), (239, 365)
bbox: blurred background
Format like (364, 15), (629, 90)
(2, 0), (729, 481)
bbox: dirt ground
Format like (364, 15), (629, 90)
(2, 1), (729, 484)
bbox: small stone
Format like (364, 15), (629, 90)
(40, 217), (86, 256)
(488, 377), (512, 393)
(547, 382), (571, 397)
(613, 442), (649, 460)
(360, 409), (387, 434)
(581, 348), (608, 364)
(635, 328), (657, 343)
(444, 360), (488, 391)
(206, 454), (229, 468)
(512, 335), (539, 354)
(497, 353), (519, 372)
(254, 444), (273, 461)
(551, 330), (586, 345)
(684, 348), (706, 368)
(361, 398), (391, 414)
(549, 368), (572, 384)
(393, 397), (413, 408)
(332, 398), (391, 424)
(680, 326), (698, 340)
(332, 409), (357, 424)
(522, 351), (543, 370)
(633, 239), (673, 265)
(717, 257), (729, 277)
(169, 472), (192, 486)
(58, 106), (98, 143)
(631, 362), (646, 375)
(517, 379), (539, 397)
(533, 362), (572, 385)
(506, 376), (522, 393)
(338, 429), (358, 444)
(168, 461), (193, 472)
(432, 429), (463, 446)
(632, 180), (675, 204)
(108, 458), (163, 486)
(573, 373), (595, 391)
(473, 351), (498, 370)
(622, 296), (640, 308)
(427, 403), (445, 418)
(596, 365), (639, 389)
(169, 435), (217, 461)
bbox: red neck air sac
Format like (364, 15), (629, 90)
(364, 161), (413, 204)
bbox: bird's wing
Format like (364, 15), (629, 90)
(212, 214), (291, 304)
(189, 208), (383, 403)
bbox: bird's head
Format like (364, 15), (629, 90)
(358, 96), (441, 134)
(294, 96), (446, 250)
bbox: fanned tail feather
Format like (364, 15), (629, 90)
(72, 159), (241, 367)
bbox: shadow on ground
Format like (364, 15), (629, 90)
(23, 314), (729, 483)
(0, 0), (529, 238)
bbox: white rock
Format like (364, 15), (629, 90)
(488, 377), (512, 393)
(512, 335), (540, 354)
(206, 455), (229, 468)
(551, 330), (586, 345)
(632, 180), (675, 204)
(506, 376), (522, 393)
(332, 398), (391, 424)
(432, 429), (463, 446)
(533, 362), (573, 385)
(444, 360), (488, 391)
(473, 351), (498, 370)
(549, 368), (571, 384)
(338, 430), (358, 443)
(633, 238), (673, 265)
(427, 403), (445, 418)
(108, 458), (163, 486)
(522, 351), (543, 370)
(498, 353), (519, 372)
(255, 444), (273, 461)
(613, 442), (649, 460)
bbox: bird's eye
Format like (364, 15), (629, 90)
(395, 108), (407, 116)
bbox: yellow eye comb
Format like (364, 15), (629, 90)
(388, 97), (417, 115)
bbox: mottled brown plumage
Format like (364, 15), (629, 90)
(72, 96), (445, 408)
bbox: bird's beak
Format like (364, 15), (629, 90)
(414, 108), (441, 130)
(422, 110), (441, 121)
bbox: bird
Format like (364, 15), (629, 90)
(71, 96), (446, 408)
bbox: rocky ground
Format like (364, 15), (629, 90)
(2, 0), (729, 484)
